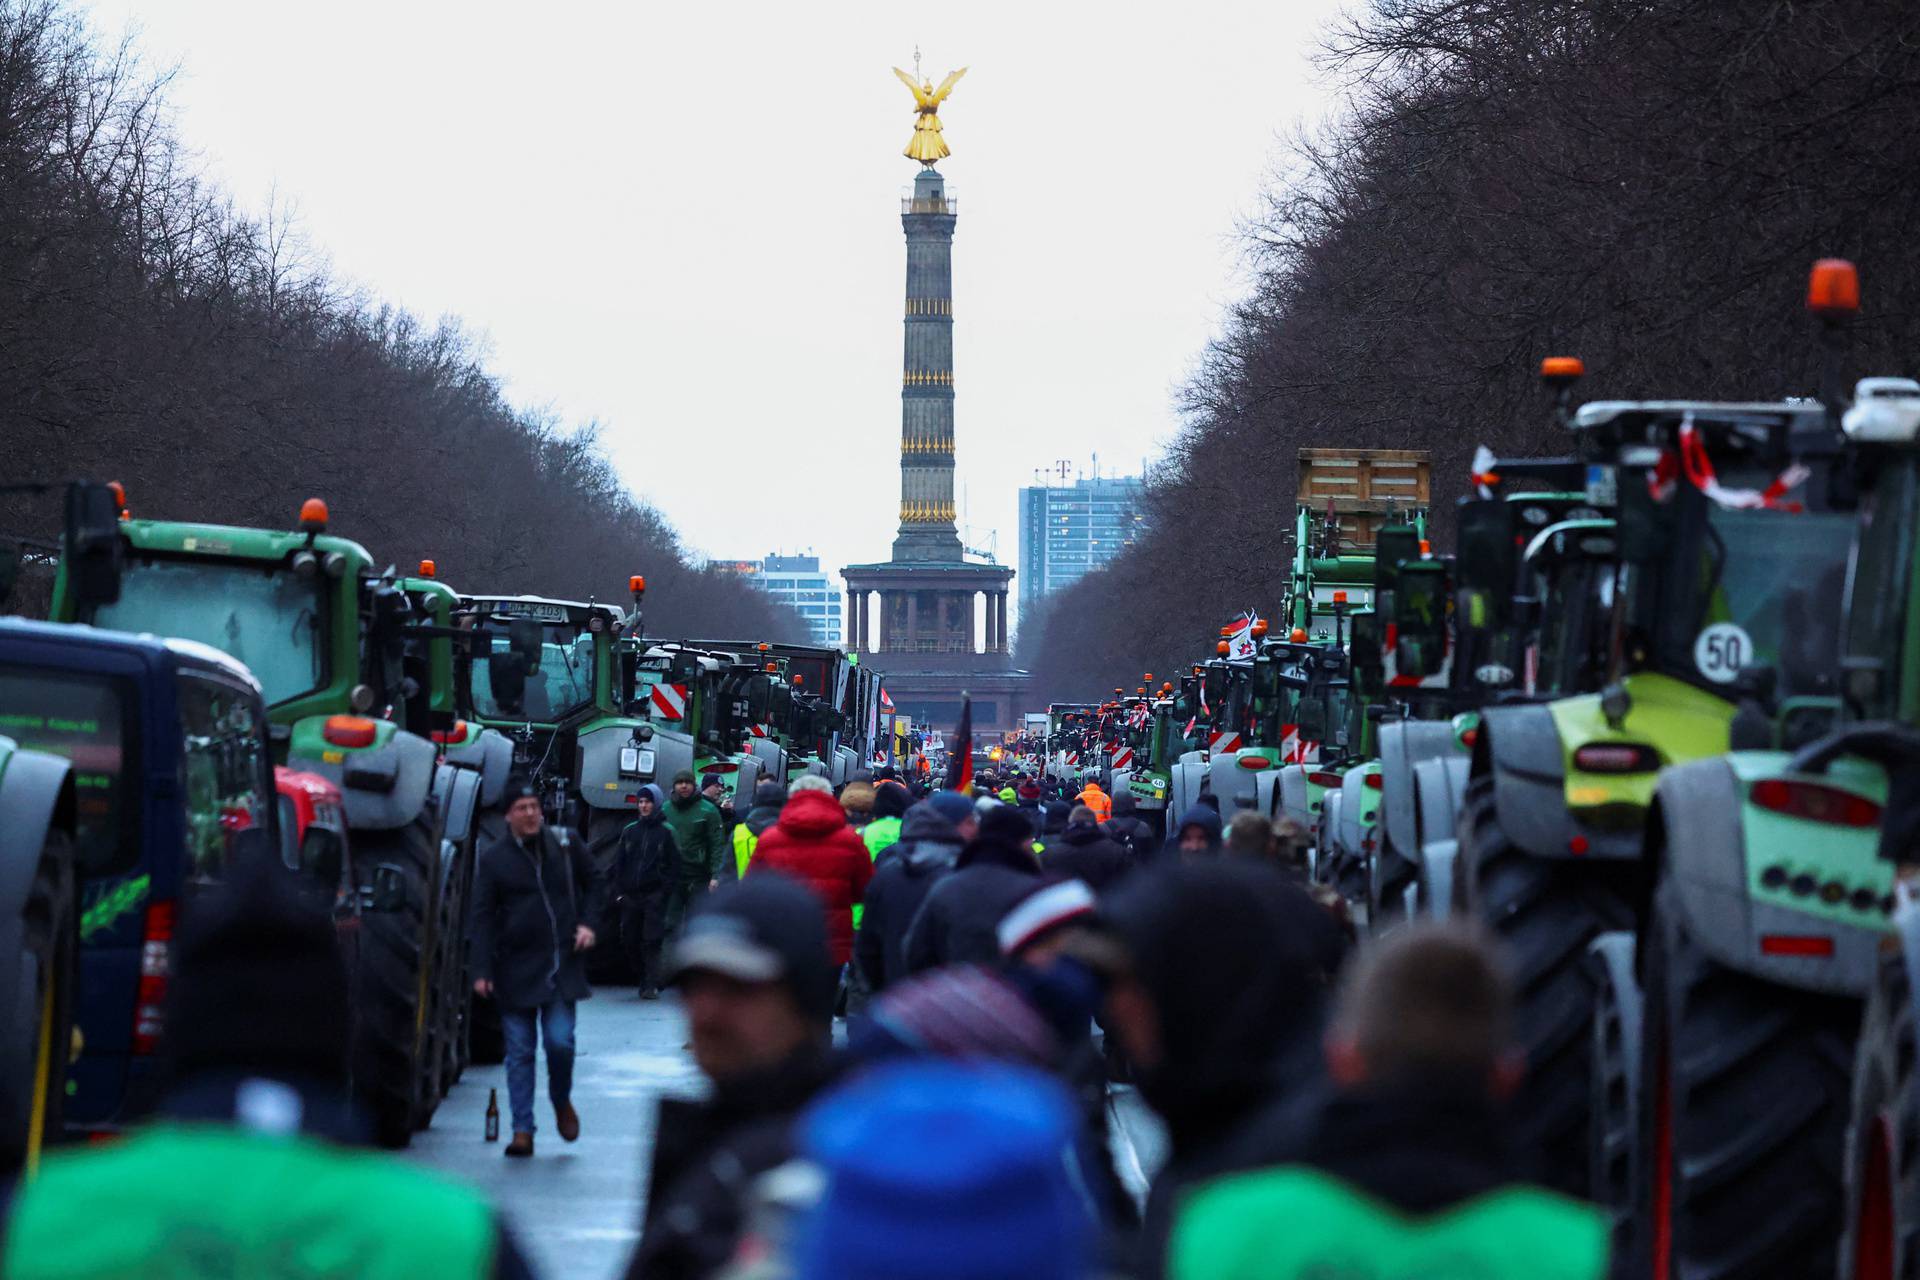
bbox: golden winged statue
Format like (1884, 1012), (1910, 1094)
(893, 62), (967, 166)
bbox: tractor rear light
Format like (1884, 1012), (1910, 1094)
(133, 900), (176, 1055)
(1460, 728), (1479, 749)
(1308, 772), (1343, 788)
(1751, 779), (1882, 827)
(1573, 743), (1660, 773)
(431, 720), (470, 746)
(323, 716), (379, 749)
(1569, 835), (1590, 856)
(1237, 755), (1272, 770)
(1364, 773), (1383, 789)
(1760, 934), (1834, 958)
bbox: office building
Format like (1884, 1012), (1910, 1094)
(1018, 473), (1147, 615)
(720, 554), (844, 646)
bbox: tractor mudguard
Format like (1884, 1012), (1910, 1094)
(0, 745), (69, 928)
(1337, 770), (1371, 865)
(1412, 755), (1468, 919)
(747, 738), (786, 785)
(1379, 720), (1459, 860)
(1170, 756), (1208, 821)
(1207, 753), (1256, 813)
(1482, 703), (1634, 859)
(439, 729), (512, 808)
(1253, 768), (1283, 820)
(1655, 758), (1887, 998)
(433, 764), (483, 849)
(291, 725), (435, 832)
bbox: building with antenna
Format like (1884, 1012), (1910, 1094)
(1018, 465), (1147, 615)
(841, 112), (1027, 734)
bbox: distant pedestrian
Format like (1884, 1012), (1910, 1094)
(1223, 811), (1274, 859)
(1106, 789), (1155, 863)
(732, 780), (788, 878)
(745, 774), (873, 1025)
(702, 775), (738, 837)
(855, 799), (966, 994)
(1168, 925), (1608, 1279)
(1076, 779), (1112, 823)
(1168, 805), (1223, 860)
(901, 806), (1043, 975)
(616, 783), (679, 999)
(470, 777), (603, 1156)
(0, 855), (538, 1277)
(838, 780), (877, 829)
(664, 770), (728, 919)
(628, 879), (842, 1280)
(1042, 805), (1133, 892)
(861, 781), (911, 862)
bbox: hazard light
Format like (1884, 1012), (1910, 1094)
(418, 559), (436, 579)
(1540, 356), (1585, 382)
(1216, 641), (1230, 655)
(323, 715), (378, 749)
(758, 643), (771, 652)
(630, 575), (646, 593)
(1290, 628), (1308, 643)
(1807, 259), (1860, 319)
(1251, 621), (1267, 638)
(1332, 591), (1348, 604)
(1237, 755), (1272, 770)
(1751, 779), (1881, 827)
(431, 720), (470, 746)
(300, 498), (329, 532)
(792, 674), (804, 686)
(765, 662), (778, 672)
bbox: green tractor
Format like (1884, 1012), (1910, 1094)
(618, 640), (769, 805)
(1456, 388), (1860, 1201)
(51, 495), (498, 1146)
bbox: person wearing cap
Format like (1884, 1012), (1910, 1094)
(664, 769), (729, 929)
(616, 783), (680, 1000)
(901, 805), (1043, 976)
(786, 1060), (1095, 1280)
(2, 854), (537, 1278)
(855, 795), (968, 994)
(1167, 803), (1224, 861)
(732, 779), (788, 879)
(470, 776), (603, 1157)
(1077, 779), (1113, 823)
(627, 879), (842, 1280)
(701, 775), (738, 838)
(745, 774), (873, 1025)
(1168, 925), (1607, 1279)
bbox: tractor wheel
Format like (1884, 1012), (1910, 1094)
(1635, 882), (1859, 1280)
(1456, 773), (1633, 1198)
(1587, 931), (1642, 1252)
(1841, 941), (1920, 1280)
(354, 814), (437, 1149)
(464, 806), (508, 1066)
(1369, 828), (1414, 933)
(0, 830), (75, 1173)
(432, 823), (470, 1096)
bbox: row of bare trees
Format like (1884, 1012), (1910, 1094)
(0, 0), (798, 639)
(1020, 0), (1920, 699)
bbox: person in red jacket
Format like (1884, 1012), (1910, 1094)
(745, 775), (874, 1028)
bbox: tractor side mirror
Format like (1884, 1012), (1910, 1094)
(63, 480), (124, 610)
(1296, 698), (1329, 742)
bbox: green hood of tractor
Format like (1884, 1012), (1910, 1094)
(1548, 672), (1734, 817)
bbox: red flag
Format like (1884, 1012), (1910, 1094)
(946, 694), (974, 792)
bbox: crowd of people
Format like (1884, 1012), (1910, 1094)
(0, 764), (1609, 1278)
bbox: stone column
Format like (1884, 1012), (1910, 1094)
(988, 590), (1001, 653)
(905, 593), (919, 651)
(878, 591), (891, 650)
(847, 588), (859, 652)
(977, 590), (989, 654)
(995, 592), (1008, 653)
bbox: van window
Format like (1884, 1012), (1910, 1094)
(0, 665), (137, 876)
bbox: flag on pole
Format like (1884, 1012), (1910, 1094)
(946, 693), (974, 793)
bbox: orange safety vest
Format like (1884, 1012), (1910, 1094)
(1079, 786), (1112, 822)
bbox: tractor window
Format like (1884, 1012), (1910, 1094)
(0, 666), (137, 876)
(469, 626), (595, 723)
(94, 557), (326, 707)
(176, 672), (273, 882)
(1842, 459), (1918, 719)
(1655, 494), (1854, 696)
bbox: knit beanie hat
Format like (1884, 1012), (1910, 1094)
(871, 781), (911, 820)
(924, 791), (976, 827)
(164, 853), (352, 1085)
(752, 780), (788, 808)
(793, 1061), (1092, 1280)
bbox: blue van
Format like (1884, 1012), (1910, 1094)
(0, 619), (276, 1135)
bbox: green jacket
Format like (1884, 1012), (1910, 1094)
(663, 793), (727, 881)
(3, 1123), (503, 1279)
(1171, 1165), (1607, 1280)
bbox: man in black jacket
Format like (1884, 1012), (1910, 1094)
(627, 877), (840, 1280)
(1043, 805), (1133, 892)
(1106, 789), (1155, 863)
(469, 777), (605, 1157)
(901, 805), (1043, 975)
(856, 799), (965, 994)
(616, 783), (679, 1000)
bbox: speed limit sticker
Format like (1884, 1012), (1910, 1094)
(1694, 623), (1753, 684)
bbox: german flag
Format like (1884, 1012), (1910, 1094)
(946, 693), (973, 792)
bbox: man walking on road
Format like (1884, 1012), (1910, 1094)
(470, 777), (603, 1157)
(664, 769), (728, 923)
(628, 878), (841, 1280)
(615, 783), (679, 999)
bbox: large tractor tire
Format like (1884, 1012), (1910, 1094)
(1636, 883), (1859, 1280)
(429, 827), (469, 1098)
(1456, 774), (1633, 1198)
(0, 831), (75, 1173)
(1587, 931), (1643, 1253)
(354, 814), (438, 1150)
(1840, 935), (1920, 1280)
(464, 806), (508, 1066)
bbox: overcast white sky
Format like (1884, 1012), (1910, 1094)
(78, 0), (1348, 630)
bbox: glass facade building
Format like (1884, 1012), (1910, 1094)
(716, 554), (844, 646)
(1017, 474), (1147, 616)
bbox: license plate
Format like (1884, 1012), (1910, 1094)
(1585, 464), (1618, 506)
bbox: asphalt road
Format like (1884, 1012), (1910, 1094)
(408, 989), (1168, 1280)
